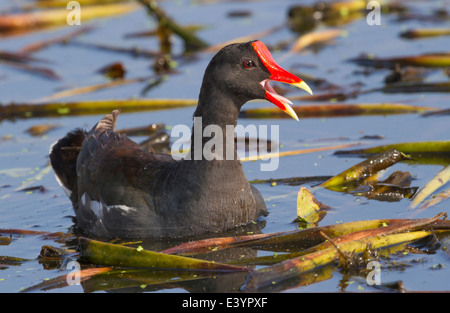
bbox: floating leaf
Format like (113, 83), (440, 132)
(32, 0), (131, 8)
(79, 268), (218, 292)
(0, 98), (198, 120)
(296, 187), (330, 225)
(422, 108), (450, 117)
(241, 143), (359, 162)
(37, 77), (148, 102)
(380, 81), (450, 93)
(384, 64), (432, 84)
(287, 0), (405, 33)
(39, 245), (76, 261)
(163, 214), (446, 257)
(354, 170), (418, 202)
(0, 237), (12, 245)
(349, 53), (450, 68)
(335, 141), (450, 157)
(239, 103), (437, 119)
(0, 255), (30, 265)
(0, 3), (139, 33)
(243, 213), (448, 291)
(277, 28), (344, 62)
(291, 29), (344, 52)
(244, 231), (431, 291)
(78, 237), (248, 272)
(1, 61), (61, 80)
(20, 267), (112, 292)
(97, 62), (126, 80)
(161, 232), (282, 256)
(289, 89), (361, 102)
(410, 165), (450, 209)
(400, 28), (450, 39)
(320, 149), (409, 191)
(0, 50), (46, 63)
(25, 123), (61, 136)
(69, 41), (159, 58)
(18, 26), (94, 54)
(249, 175), (331, 186)
(418, 188), (450, 210)
(0, 228), (75, 242)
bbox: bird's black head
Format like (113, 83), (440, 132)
(196, 40), (312, 121)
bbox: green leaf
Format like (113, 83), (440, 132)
(349, 53), (450, 68)
(243, 213), (448, 292)
(77, 237), (248, 272)
(320, 149), (409, 191)
(0, 3), (139, 33)
(0, 98), (198, 119)
(296, 187), (330, 225)
(400, 28), (450, 39)
(240, 103), (437, 119)
(334, 141), (450, 165)
(410, 165), (450, 209)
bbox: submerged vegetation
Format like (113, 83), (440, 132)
(0, 0), (449, 293)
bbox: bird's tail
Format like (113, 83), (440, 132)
(49, 128), (86, 202)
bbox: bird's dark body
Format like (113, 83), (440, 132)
(50, 42), (272, 238)
(50, 40), (311, 239)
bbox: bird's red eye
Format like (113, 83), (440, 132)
(243, 59), (255, 69)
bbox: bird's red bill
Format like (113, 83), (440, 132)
(252, 40), (313, 120)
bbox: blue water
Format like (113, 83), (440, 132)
(0, 0), (449, 292)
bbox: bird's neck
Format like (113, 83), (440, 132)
(189, 84), (245, 161)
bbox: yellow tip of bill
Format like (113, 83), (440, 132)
(293, 80), (313, 96)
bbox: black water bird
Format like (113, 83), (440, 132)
(50, 40), (312, 238)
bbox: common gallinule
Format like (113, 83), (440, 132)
(50, 40), (312, 239)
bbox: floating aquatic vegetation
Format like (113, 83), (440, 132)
(320, 149), (409, 191)
(241, 143), (359, 163)
(422, 108), (450, 117)
(96, 62), (127, 80)
(68, 41), (160, 58)
(36, 77), (150, 102)
(25, 123), (61, 136)
(379, 81), (450, 93)
(138, 0), (208, 52)
(0, 61), (61, 81)
(334, 141), (450, 157)
(290, 29), (344, 53)
(349, 170), (418, 202)
(0, 3), (139, 34)
(240, 103), (437, 119)
(78, 237), (248, 272)
(287, 0), (406, 33)
(417, 188), (450, 210)
(277, 29), (345, 62)
(410, 166), (450, 209)
(31, 0), (132, 9)
(0, 0), (448, 295)
(3, 211), (450, 292)
(296, 187), (331, 226)
(243, 213), (448, 292)
(384, 64), (432, 84)
(0, 98), (198, 120)
(349, 53), (450, 69)
(20, 267), (112, 292)
(400, 28), (450, 39)
(18, 27), (95, 54)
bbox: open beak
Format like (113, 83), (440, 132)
(252, 40), (313, 121)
